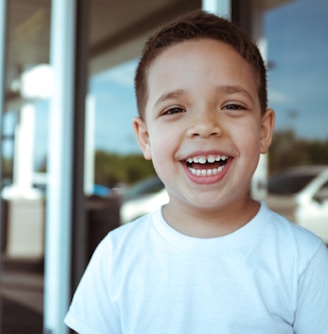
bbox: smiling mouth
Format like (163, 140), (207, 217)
(185, 154), (229, 176)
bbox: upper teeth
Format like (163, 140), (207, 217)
(187, 155), (227, 164)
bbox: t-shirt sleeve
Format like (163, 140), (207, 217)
(293, 241), (328, 334)
(64, 236), (120, 334)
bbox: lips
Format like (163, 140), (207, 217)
(185, 154), (229, 176)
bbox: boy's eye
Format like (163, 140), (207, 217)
(223, 103), (246, 111)
(163, 107), (185, 115)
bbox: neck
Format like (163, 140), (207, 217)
(162, 198), (260, 238)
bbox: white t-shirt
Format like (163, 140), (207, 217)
(65, 202), (328, 334)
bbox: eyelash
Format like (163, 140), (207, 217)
(223, 103), (246, 111)
(163, 106), (185, 115)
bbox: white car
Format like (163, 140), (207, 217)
(264, 165), (328, 244)
(120, 176), (169, 224)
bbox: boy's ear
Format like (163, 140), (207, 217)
(133, 117), (152, 160)
(260, 108), (275, 154)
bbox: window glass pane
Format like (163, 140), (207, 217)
(265, 0), (328, 172)
(90, 59), (140, 155)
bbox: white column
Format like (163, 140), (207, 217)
(84, 95), (95, 195)
(43, 0), (76, 333)
(202, 0), (231, 17)
(13, 104), (35, 195)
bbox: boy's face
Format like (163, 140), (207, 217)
(134, 39), (274, 218)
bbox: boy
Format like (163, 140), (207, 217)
(65, 10), (328, 333)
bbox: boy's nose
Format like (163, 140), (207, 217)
(187, 110), (223, 138)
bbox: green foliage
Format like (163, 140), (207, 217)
(1, 157), (13, 180)
(35, 150), (156, 187)
(38, 157), (47, 173)
(269, 130), (328, 173)
(94, 150), (156, 187)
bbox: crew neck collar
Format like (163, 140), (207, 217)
(152, 201), (270, 253)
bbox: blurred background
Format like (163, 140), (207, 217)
(0, 0), (327, 333)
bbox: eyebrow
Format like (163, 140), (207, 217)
(154, 89), (186, 108)
(218, 85), (255, 103)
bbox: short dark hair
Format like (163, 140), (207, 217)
(135, 10), (268, 118)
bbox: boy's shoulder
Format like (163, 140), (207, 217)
(264, 202), (322, 244)
(114, 210), (156, 237)
(98, 209), (158, 253)
(261, 202), (326, 264)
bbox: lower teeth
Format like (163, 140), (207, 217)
(190, 166), (224, 176)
